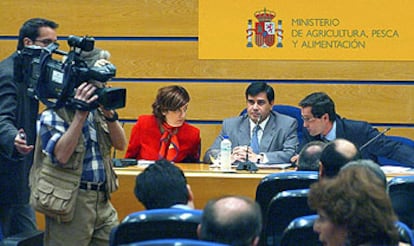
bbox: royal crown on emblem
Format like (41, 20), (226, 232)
(254, 8), (275, 22)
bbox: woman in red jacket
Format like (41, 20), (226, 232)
(125, 85), (201, 163)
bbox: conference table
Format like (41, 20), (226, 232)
(112, 163), (286, 221)
(113, 163), (414, 220)
(35, 162), (414, 229)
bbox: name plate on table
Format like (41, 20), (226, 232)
(113, 158), (137, 167)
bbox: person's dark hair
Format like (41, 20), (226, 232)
(308, 166), (399, 246)
(152, 85), (190, 123)
(320, 139), (361, 178)
(200, 195), (262, 246)
(17, 18), (58, 50)
(245, 82), (274, 103)
(134, 159), (189, 209)
(299, 92), (336, 122)
(297, 141), (326, 171)
(341, 159), (387, 189)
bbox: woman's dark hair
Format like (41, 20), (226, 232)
(308, 166), (399, 246)
(152, 85), (190, 123)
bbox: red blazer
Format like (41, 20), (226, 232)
(125, 115), (201, 163)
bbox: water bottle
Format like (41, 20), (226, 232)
(220, 135), (232, 171)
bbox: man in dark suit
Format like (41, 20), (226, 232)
(298, 92), (414, 165)
(0, 18), (58, 237)
(203, 82), (298, 164)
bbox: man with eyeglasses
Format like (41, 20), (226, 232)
(0, 18), (58, 237)
(297, 92), (414, 166)
(203, 82), (298, 165)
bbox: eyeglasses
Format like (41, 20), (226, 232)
(34, 39), (56, 46)
(301, 116), (317, 122)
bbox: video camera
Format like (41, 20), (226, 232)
(15, 35), (126, 111)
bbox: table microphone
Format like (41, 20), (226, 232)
(359, 127), (391, 151)
(236, 114), (261, 172)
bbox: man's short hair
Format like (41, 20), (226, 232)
(245, 82), (274, 103)
(297, 141), (326, 171)
(134, 159), (189, 209)
(320, 139), (361, 178)
(17, 18), (58, 50)
(299, 92), (336, 122)
(199, 195), (262, 246)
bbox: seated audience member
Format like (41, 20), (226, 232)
(319, 138), (361, 178)
(203, 82), (298, 165)
(125, 85), (201, 163)
(134, 159), (194, 209)
(308, 163), (404, 246)
(198, 195), (262, 246)
(296, 141), (326, 171)
(298, 92), (414, 166)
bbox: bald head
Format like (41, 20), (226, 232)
(320, 138), (361, 178)
(334, 138), (359, 159)
(214, 197), (254, 224)
(199, 196), (262, 246)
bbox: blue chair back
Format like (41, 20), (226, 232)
(240, 104), (303, 144)
(109, 208), (202, 246)
(255, 171), (318, 222)
(123, 238), (228, 246)
(396, 221), (414, 246)
(264, 188), (314, 246)
(280, 215), (321, 246)
(378, 136), (414, 167)
(388, 176), (414, 229)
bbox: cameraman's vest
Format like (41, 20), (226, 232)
(30, 108), (118, 198)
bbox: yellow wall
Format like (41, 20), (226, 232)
(1, 0), (413, 159)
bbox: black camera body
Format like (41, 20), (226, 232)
(17, 35), (126, 110)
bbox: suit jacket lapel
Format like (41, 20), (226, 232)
(239, 115), (251, 146)
(335, 115), (345, 139)
(260, 112), (277, 151)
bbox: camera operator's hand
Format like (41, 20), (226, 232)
(74, 82), (98, 118)
(54, 82), (98, 164)
(14, 129), (34, 155)
(94, 58), (110, 67)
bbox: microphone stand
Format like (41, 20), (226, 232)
(235, 147), (258, 172)
(359, 127), (391, 151)
(236, 115), (260, 173)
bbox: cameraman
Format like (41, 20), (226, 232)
(0, 18), (58, 237)
(35, 48), (127, 245)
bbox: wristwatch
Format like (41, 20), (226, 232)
(104, 111), (118, 122)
